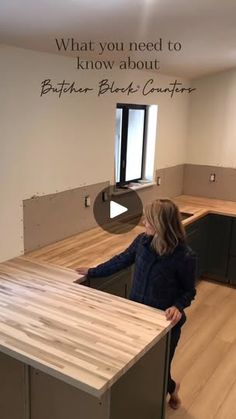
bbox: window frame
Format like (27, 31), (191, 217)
(115, 103), (147, 187)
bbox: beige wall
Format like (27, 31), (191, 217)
(0, 45), (190, 262)
(187, 68), (236, 167)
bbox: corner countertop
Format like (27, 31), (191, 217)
(174, 194), (236, 225)
(1, 194), (235, 397)
(0, 257), (171, 398)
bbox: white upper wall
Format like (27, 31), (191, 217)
(187, 68), (236, 167)
(0, 45), (190, 262)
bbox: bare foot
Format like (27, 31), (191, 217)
(169, 382), (181, 410)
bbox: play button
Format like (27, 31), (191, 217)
(93, 185), (143, 234)
(110, 201), (128, 219)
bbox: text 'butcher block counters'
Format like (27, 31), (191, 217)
(0, 257), (171, 398)
(27, 195), (236, 270)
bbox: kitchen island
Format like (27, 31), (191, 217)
(0, 257), (171, 419)
(3, 194), (235, 418)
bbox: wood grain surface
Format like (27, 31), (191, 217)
(0, 257), (171, 398)
(27, 224), (144, 269)
(27, 195), (236, 270)
(1, 195), (235, 399)
(174, 194), (236, 222)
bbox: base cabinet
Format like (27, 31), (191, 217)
(206, 215), (232, 282)
(109, 334), (169, 419)
(226, 218), (236, 284)
(81, 214), (236, 292)
(186, 214), (236, 285)
(0, 353), (28, 419)
(0, 334), (170, 419)
(229, 218), (236, 255)
(30, 369), (109, 419)
(227, 256), (236, 285)
(186, 216), (209, 278)
(80, 267), (132, 298)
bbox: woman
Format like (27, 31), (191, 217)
(76, 199), (196, 409)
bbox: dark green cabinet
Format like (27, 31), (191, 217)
(206, 215), (232, 283)
(186, 214), (236, 285)
(185, 216), (209, 278)
(229, 218), (236, 255)
(227, 257), (236, 285)
(80, 213), (236, 295)
(79, 267), (132, 298)
(227, 218), (236, 285)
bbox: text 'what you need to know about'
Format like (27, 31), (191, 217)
(55, 38), (182, 71)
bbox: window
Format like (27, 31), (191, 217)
(115, 104), (147, 186)
(115, 103), (158, 187)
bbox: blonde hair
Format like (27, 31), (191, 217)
(144, 199), (186, 255)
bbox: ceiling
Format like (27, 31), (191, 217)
(1, 0), (236, 79)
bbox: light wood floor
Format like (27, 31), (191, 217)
(166, 279), (236, 419)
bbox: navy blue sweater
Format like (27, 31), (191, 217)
(88, 233), (196, 313)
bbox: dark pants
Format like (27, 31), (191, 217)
(167, 325), (181, 394)
(167, 312), (186, 395)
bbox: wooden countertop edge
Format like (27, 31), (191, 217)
(182, 209), (236, 227)
(182, 211), (207, 226)
(0, 258), (172, 398)
(98, 324), (172, 397)
(17, 255), (85, 283)
(0, 309), (172, 398)
(0, 342), (100, 398)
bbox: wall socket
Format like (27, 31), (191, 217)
(85, 195), (91, 207)
(157, 176), (161, 186)
(209, 173), (216, 182)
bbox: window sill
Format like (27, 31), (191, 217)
(112, 181), (155, 196)
(128, 181), (156, 191)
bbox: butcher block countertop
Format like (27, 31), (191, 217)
(174, 195), (236, 223)
(1, 194), (236, 398)
(27, 194), (236, 271)
(0, 256), (171, 398)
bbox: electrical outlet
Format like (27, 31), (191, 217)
(102, 191), (108, 202)
(157, 176), (161, 186)
(85, 196), (91, 207)
(209, 173), (216, 182)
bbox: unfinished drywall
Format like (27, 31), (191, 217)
(0, 45), (190, 261)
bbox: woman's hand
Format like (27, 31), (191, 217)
(165, 306), (182, 326)
(75, 267), (89, 276)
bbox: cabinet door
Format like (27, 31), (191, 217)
(186, 225), (201, 279)
(30, 369), (109, 419)
(227, 218), (236, 285)
(227, 256), (236, 285)
(185, 216), (209, 279)
(199, 216), (210, 275)
(0, 353), (28, 419)
(80, 267), (132, 299)
(229, 218), (236, 256)
(206, 215), (232, 282)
